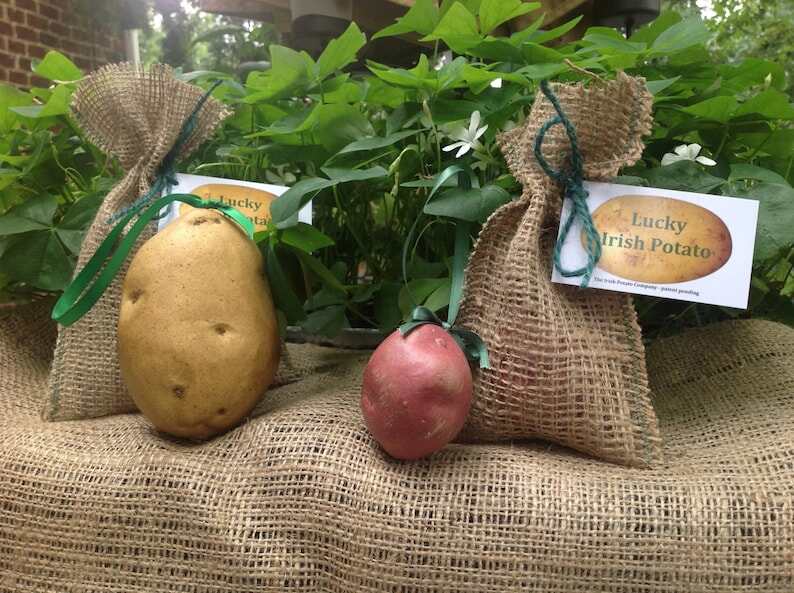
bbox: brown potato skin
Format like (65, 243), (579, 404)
(118, 208), (280, 440)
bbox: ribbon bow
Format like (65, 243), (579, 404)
(400, 306), (490, 369)
(533, 79), (602, 288)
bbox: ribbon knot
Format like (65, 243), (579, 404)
(399, 307), (490, 370)
(533, 79), (602, 288)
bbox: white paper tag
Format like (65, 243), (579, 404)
(552, 181), (759, 309)
(156, 173), (311, 232)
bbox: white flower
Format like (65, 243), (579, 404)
(661, 143), (716, 167)
(490, 77), (503, 89)
(443, 111), (488, 158)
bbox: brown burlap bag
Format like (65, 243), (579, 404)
(45, 63), (230, 421)
(458, 73), (661, 467)
(1, 303), (793, 591)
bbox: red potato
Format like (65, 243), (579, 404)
(360, 324), (473, 460)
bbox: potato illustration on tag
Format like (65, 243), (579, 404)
(587, 195), (732, 284)
(179, 184), (277, 232)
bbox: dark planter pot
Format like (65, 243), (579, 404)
(286, 326), (386, 350)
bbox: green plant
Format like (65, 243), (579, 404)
(2, 2), (793, 339)
(0, 52), (113, 300)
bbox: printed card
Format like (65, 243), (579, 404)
(157, 173), (311, 232)
(552, 181), (759, 309)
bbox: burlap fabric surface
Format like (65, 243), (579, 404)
(459, 73), (661, 468)
(45, 64), (230, 422)
(2, 302), (793, 592)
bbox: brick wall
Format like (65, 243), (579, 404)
(0, 0), (125, 87)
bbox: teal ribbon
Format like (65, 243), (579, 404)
(52, 193), (253, 327)
(534, 79), (602, 288)
(399, 165), (490, 369)
(108, 80), (223, 224)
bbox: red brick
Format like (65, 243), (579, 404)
(15, 25), (37, 42)
(0, 19), (12, 35)
(73, 55), (92, 70)
(16, 55), (30, 70)
(49, 20), (67, 37)
(27, 43), (45, 58)
(26, 11), (46, 29)
(0, 51), (14, 68)
(9, 70), (29, 86)
(14, 0), (36, 11)
(39, 31), (57, 46)
(8, 39), (25, 54)
(60, 39), (77, 53)
(0, 69), (7, 82)
(7, 6), (24, 21)
(38, 1), (58, 20)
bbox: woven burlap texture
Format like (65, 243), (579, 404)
(45, 63), (230, 421)
(2, 303), (793, 592)
(458, 73), (661, 467)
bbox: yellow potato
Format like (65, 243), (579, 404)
(118, 208), (280, 439)
(586, 195), (732, 284)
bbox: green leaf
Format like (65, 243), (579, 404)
(0, 230), (73, 291)
(582, 27), (646, 53)
(316, 22), (366, 80)
(422, 2), (481, 54)
(55, 193), (103, 253)
(529, 15), (584, 45)
(734, 89), (794, 121)
(681, 96), (738, 123)
(729, 164), (789, 186)
(373, 0), (440, 39)
(423, 278), (451, 313)
(264, 244), (306, 323)
(629, 10), (681, 45)
(280, 223), (334, 253)
(720, 59), (786, 95)
(291, 248), (347, 294)
(33, 51), (82, 82)
(271, 167), (387, 227)
(244, 45), (312, 101)
(642, 161), (726, 193)
(645, 77), (680, 95)
(375, 282), (402, 332)
(398, 278), (446, 318)
(0, 194), (57, 236)
(650, 17), (710, 53)
(367, 55), (436, 91)
(300, 305), (349, 337)
(328, 129), (420, 162)
(10, 84), (72, 118)
(313, 104), (374, 153)
(0, 84), (32, 133)
(424, 185), (511, 222)
(479, 0), (539, 35)
(733, 183), (794, 263)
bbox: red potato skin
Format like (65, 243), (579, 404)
(360, 324), (473, 460)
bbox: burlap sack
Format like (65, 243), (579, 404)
(458, 73), (661, 467)
(45, 63), (230, 421)
(1, 303), (793, 592)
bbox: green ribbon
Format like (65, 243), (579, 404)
(534, 79), (602, 288)
(52, 193), (253, 327)
(399, 165), (490, 370)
